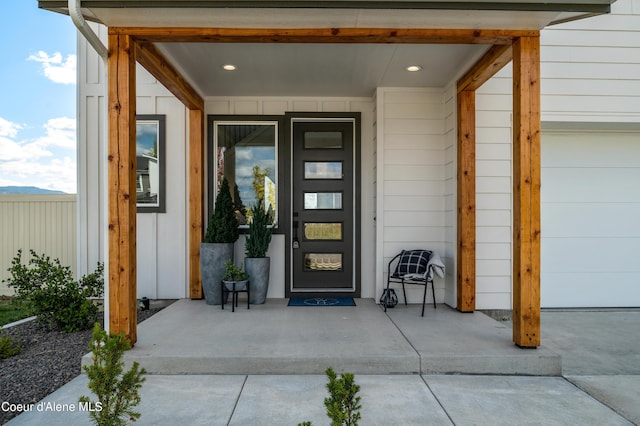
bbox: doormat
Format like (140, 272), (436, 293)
(288, 297), (356, 307)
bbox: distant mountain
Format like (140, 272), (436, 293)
(0, 186), (67, 195)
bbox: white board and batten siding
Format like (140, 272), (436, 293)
(79, 25), (190, 300)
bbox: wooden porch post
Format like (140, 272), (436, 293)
(456, 90), (476, 312)
(512, 35), (541, 348)
(456, 44), (511, 313)
(107, 33), (137, 343)
(189, 108), (204, 299)
(133, 39), (205, 299)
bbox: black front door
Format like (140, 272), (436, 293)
(290, 118), (358, 295)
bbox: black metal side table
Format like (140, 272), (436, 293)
(221, 280), (250, 312)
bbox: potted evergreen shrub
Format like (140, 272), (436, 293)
(244, 198), (273, 304)
(200, 176), (239, 305)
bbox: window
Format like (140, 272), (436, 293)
(213, 120), (278, 227)
(136, 115), (166, 213)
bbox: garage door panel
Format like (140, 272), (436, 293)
(542, 237), (640, 273)
(541, 272), (640, 308)
(542, 168), (640, 203)
(542, 132), (640, 168)
(541, 130), (639, 307)
(543, 203), (640, 237)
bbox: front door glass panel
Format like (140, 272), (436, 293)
(304, 192), (343, 210)
(304, 131), (343, 149)
(304, 253), (343, 271)
(304, 223), (342, 240)
(304, 162), (342, 179)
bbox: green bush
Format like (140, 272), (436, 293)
(325, 368), (362, 426)
(4, 249), (104, 332)
(0, 328), (21, 359)
(245, 198), (273, 258)
(204, 176), (239, 244)
(80, 323), (146, 425)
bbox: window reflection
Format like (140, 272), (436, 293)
(216, 123), (277, 225)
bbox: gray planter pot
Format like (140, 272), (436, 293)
(200, 242), (234, 305)
(245, 257), (270, 304)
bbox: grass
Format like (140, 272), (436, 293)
(0, 296), (33, 326)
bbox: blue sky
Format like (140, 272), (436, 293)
(0, 2), (77, 193)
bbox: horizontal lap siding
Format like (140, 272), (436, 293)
(540, 0), (640, 121)
(472, 0), (640, 309)
(378, 88), (448, 303)
(475, 80), (513, 310)
(0, 195), (77, 295)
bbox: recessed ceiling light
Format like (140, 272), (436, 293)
(222, 64), (237, 71)
(405, 65), (423, 72)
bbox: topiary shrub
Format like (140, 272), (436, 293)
(245, 198), (273, 258)
(204, 176), (239, 244)
(4, 249), (104, 332)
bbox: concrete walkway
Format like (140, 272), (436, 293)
(6, 302), (640, 425)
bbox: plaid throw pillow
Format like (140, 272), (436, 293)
(394, 250), (432, 276)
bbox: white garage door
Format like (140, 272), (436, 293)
(541, 130), (640, 307)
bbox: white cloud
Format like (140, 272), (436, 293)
(0, 117), (23, 138)
(27, 51), (77, 85)
(38, 117), (76, 149)
(0, 116), (76, 193)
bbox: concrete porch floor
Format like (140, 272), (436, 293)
(9, 302), (640, 425)
(107, 298), (561, 376)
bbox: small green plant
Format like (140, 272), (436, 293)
(223, 260), (249, 282)
(0, 328), (21, 359)
(80, 323), (146, 426)
(4, 250), (103, 332)
(204, 176), (240, 244)
(245, 198), (273, 258)
(325, 367), (362, 426)
(298, 368), (362, 426)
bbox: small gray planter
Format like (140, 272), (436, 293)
(245, 257), (270, 304)
(200, 242), (234, 305)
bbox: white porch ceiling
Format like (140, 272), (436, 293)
(157, 42), (489, 97)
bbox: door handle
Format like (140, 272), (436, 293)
(293, 212), (300, 249)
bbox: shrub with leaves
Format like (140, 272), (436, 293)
(0, 328), (20, 359)
(325, 367), (362, 426)
(245, 198), (273, 258)
(80, 323), (146, 425)
(4, 249), (104, 332)
(204, 176), (239, 244)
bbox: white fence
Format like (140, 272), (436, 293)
(0, 195), (77, 295)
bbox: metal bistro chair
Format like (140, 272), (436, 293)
(383, 249), (436, 317)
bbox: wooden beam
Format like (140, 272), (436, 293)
(108, 33), (138, 344)
(189, 108), (204, 299)
(110, 27), (537, 45)
(512, 36), (541, 348)
(135, 41), (204, 111)
(456, 89), (476, 312)
(457, 44), (513, 93)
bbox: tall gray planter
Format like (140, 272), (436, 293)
(201, 242), (234, 305)
(245, 257), (270, 304)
